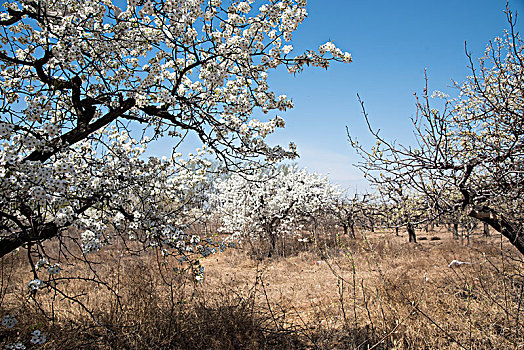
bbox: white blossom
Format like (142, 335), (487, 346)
(212, 165), (340, 253)
(30, 330), (46, 345)
(1, 315), (17, 329)
(28, 279), (43, 291)
(0, 0), (350, 262)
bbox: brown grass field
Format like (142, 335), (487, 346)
(0, 226), (523, 349)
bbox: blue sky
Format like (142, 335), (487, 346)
(263, 0), (524, 190)
(148, 0), (524, 190)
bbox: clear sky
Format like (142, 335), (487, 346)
(263, 0), (524, 191)
(148, 0), (524, 190)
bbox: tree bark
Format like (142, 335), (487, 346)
(0, 223), (59, 258)
(407, 223), (416, 243)
(469, 206), (524, 256)
(483, 222), (490, 237)
(346, 217), (356, 238)
(452, 222), (459, 240)
(268, 231), (276, 258)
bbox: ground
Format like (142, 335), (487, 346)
(0, 226), (522, 349)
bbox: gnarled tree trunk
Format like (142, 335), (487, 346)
(469, 206), (524, 256)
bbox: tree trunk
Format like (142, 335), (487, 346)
(281, 235), (286, 257)
(347, 217), (356, 238)
(0, 223), (59, 259)
(469, 206), (524, 256)
(268, 231), (276, 258)
(452, 222), (459, 240)
(407, 223), (417, 243)
(395, 227), (399, 236)
(483, 222), (490, 237)
(349, 223), (355, 238)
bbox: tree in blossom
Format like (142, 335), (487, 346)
(349, 6), (524, 254)
(0, 1), (352, 330)
(212, 165), (340, 257)
(0, 0), (351, 263)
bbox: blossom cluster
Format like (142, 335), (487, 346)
(0, 0), (350, 164)
(2, 315), (46, 348)
(0, 0), (350, 261)
(212, 165), (340, 247)
(0, 122), (211, 258)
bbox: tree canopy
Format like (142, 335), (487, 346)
(349, 7), (524, 254)
(0, 0), (351, 258)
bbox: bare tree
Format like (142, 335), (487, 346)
(332, 192), (371, 238)
(349, 5), (524, 254)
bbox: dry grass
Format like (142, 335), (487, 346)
(1, 226), (523, 349)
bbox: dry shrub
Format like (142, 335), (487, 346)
(0, 246), (310, 349)
(313, 228), (524, 349)
(0, 226), (522, 349)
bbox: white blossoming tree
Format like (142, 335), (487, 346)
(349, 7), (524, 254)
(0, 0), (351, 263)
(212, 165), (340, 257)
